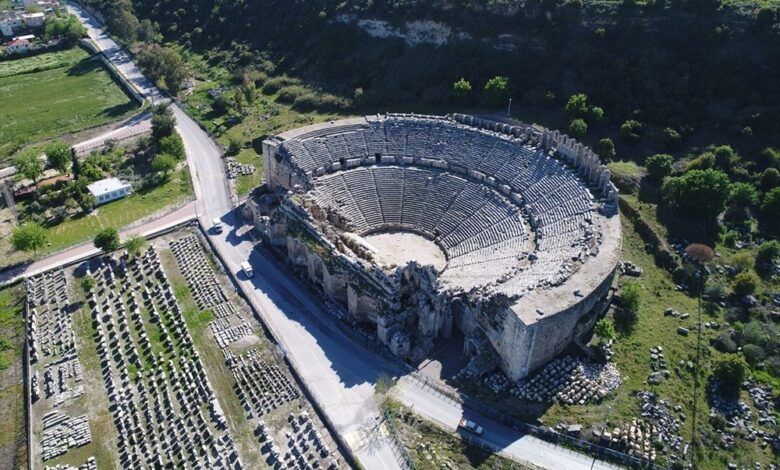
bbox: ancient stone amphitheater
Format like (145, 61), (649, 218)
(249, 113), (621, 380)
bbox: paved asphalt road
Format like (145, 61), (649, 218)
(55, 5), (621, 469)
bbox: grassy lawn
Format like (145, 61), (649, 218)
(40, 168), (193, 254)
(0, 46), (139, 158)
(0, 283), (27, 470)
(233, 148), (264, 197)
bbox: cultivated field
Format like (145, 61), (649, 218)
(0, 46), (138, 158)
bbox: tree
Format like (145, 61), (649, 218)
(762, 187), (780, 219)
(94, 228), (120, 252)
(597, 138), (615, 161)
(661, 169), (731, 220)
(568, 118), (587, 138)
(158, 134), (184, 160)
(731, 271), (758, 297)
(482, 76), (509, 106)
(713, 145), (738, 171)
(727, 182), (758, 208)
(755, 240), (780, 270)
(11, 223), (47, 253)
(619, 120), (642, 144)
(44, 14), (86, 44)
(151, 104), (176, 142)
(646, 154), (675, 181)
(152, 153), (177, 175)
(45, 141), (73, 174)
(760, 168), (779, 190)
(620, 281), (642, 314)
(136, 44), (188, 94)
(79, 276), (95, 293)
(565, 93), (590, 118)
(712, 355), (747, 398)
(123, 235), (147, 257)
(594, 318), (615, 343)
(452, 78), (472, 102)
(14, 151), (43, 183)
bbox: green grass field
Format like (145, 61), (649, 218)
(233, 148), (264, 197)
(0, 46), (138, 157)
(41, 168), (193, 253)
(0, 283), (27, 470)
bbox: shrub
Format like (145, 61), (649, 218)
(619, 120), (642, 143)
(730, 252), (754, 272)
(594, 318), (615, 343)
(662, 127), (682, 148)
(452, 78), (472, 102)
(261, 75), (301, 95)
(742, 344), (766, 365)
(755, 240), (780, 269)
(79, 276), (95, 293)
(620, 281), (642, 313)
(646, 154), (675, 181)
(731, 271), (758, 297)
(158, 134), (185, 160)
(762, 187), (780, 218)
(482, 76), (509, 106)
(712, 355), (748, 397)
(705, 282), (727, 301)
(766, 356), (780, 377)
(727, 182), (758, 208)
(568, 118), (587, 138)
(713, 334), (737, 353)
(123, 235), (147, 257)
(597, 138), (615, 161)
(722, 231), (739, 247)
(760, 168), (779, 190)
(661, 169), (731, 220)
(276, 85), (309, 104)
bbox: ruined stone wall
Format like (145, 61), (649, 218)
(489, 267), (617, 380)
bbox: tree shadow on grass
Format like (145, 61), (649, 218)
(100, 102), (138, 119)
(66, 59), (102, 77)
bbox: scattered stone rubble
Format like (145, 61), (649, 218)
(225, 157), (256, 179)
(226, 348), (300, 418)
(515, 356), (620, 404)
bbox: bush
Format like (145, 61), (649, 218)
(661, 169), (731, 220)
(662, 127), (682, 148)
(261, 75), (301, 95)
(568, 118), (587, 138)
(766, 356), (780, 377)
(705, 282), (727, 301)
(755, 240), (780, 270)
(727, 182), (758, 208)
(762, 187), (780, 219)
(646, 154), (675, 181)
(730, 252), (754, 272)
(760, 168), (779, 190)
(158, 134), (185, 160)
(452, 78), (472, 102)
(482, 76), (509, 106)
(619, 120), (642, 144)
(742, 344), (766, 365)
(731, 271), (758, 297)
(79, 276), (95, 293)
(712, 355), (748, 397)
(597, 138), (616, 161)
(276, 85), (309, 103)
(722, 231), (739, 248)
(713, 333), (737, 353)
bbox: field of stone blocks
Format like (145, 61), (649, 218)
(169, 232), (343, 469)
(25, 229), (343, 469)
(26, 269), (95, 469)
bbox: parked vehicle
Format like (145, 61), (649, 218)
(458, 418), (484, 435)
(241, 261), (254, 278)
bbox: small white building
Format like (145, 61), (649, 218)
(87, 177), (132, 205)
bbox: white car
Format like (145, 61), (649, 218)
(458, 418), (484, 435)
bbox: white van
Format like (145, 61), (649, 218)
(212, 217), (223, 234)
(241, 261), (254, 278)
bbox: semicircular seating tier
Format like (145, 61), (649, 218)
(280, 116), (601, 296)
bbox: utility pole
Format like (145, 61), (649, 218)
(507, 98), (512, 118)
